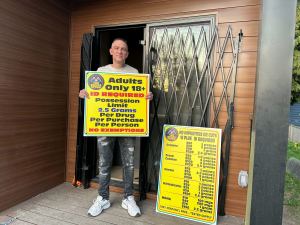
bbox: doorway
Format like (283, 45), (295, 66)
(90, 25), (145, 189)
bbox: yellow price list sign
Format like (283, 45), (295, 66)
(84, 71), (149, 137)
(156, 125), (222, 224)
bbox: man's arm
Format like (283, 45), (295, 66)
(79, 89), (89, 99)
(146, 92), (153, 100)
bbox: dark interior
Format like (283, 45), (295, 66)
(94, 25), (145, 72)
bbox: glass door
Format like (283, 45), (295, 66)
(141, 16), (216, 193)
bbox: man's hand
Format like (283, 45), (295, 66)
(79, 89), (89, 99)
(146, 92), (153, 100)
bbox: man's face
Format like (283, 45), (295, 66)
(109, 40), (129, 64)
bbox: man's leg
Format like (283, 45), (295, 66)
(98, 136), (115, 199)
(87, 137), (114, 217)
(118, 137), (135, 197)
(118, 137), (141, 217)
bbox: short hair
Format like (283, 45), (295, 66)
(111, 38), (128, 47)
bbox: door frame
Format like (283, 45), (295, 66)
(143, 15), (216, 73)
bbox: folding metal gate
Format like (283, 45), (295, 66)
(140, 18), (242, 215)
(75, 18), (242, 215)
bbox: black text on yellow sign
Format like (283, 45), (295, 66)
(156, 125), (221, 224)
(84, 72), (149, 137)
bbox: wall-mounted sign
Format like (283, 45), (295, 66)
(84, 71), (149, 137)
(156, 125), (222, 224)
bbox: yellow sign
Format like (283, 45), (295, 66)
(84, 71), (149, 136)
(156, 125), (221, 224)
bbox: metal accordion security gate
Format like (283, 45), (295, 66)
(140, 17), (243, 215)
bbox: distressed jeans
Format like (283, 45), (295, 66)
(97, 136), (135, 199)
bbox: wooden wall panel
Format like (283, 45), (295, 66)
(0, 0), (70, 211)
(218, 5), (260, 23)
(215, 97), (255, 113)
(220, 37), (258, 53)
(216, 67), (257, 83)
(68, 0), (260, 217)
(218, 21), (259, 38)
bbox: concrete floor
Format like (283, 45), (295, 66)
(0, 183), (244, 225)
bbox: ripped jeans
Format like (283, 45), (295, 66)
(97, 136), (135, 199)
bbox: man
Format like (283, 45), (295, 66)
(79, 38), (152, 217)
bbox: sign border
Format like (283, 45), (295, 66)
(156, 124), (222, 225)
(83, 71), (150, 137)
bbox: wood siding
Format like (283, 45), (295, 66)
(0, 0), (70, 211)
(68, 0), (260, 217)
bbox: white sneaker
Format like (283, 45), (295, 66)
(87, 196), (111, 217)
(121, 195), (141, 217)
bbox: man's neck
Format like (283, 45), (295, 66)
(111, 62), (125, 69)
